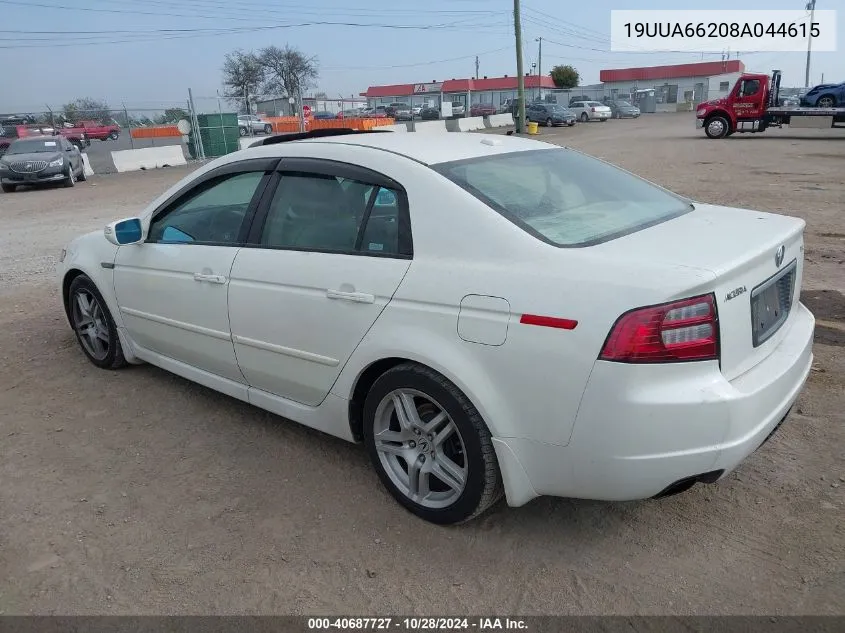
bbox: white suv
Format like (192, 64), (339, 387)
(238, 114), (273, 136)
(569, 100), (611, 122)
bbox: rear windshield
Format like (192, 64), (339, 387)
(431, 148), (691, 247)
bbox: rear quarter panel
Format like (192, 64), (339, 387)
(328, 158), (717, 446)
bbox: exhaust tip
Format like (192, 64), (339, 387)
(652, 470), (724, 499)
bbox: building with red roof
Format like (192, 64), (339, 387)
(360, 60), (747, 114)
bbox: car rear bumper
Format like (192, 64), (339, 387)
(494, 302), (815, 506)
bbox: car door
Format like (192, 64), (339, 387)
(60, 137), (79, 173)
(112, 158), (277, 383)
(228, 158), (413, 406)
(731, 77), (765, 120)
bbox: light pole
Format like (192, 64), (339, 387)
(513, 0), (526, 133)
(531, 62), (537, 101)
(804, 0), (816, 88)
(535, 37), (543, 101)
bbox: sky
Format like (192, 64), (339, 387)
(0, 0), (841, 114)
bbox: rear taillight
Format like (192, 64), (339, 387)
(599, 294), (719, 363)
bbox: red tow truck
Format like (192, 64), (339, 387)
(696, 70), (845, 138)
(1, 118), (89, 154)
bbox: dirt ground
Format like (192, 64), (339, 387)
(1, 114), (843, 616)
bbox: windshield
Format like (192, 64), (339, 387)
(431, 148), (691, 247)
(616, 101), (633, 107)
(7, 139), (62, 154)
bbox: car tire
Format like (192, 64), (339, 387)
(545, 117), (553, 127)
(67, 275), (127, 370)
(580, 112), (588, 122)
(704, 115), (730, 139)
(363, 362), (503, 525)
(239, 126), (248, 137)
(816, 95), (836, 108)
(64, 166), (76, 188)
(1, 183), (16, 193)
(108, 131), (119, 140)
(263, 124), (273, 134)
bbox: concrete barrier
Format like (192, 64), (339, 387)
(81, 153), (95, 177)
(110, 146), (187, 173)
(488, 114), (513, 128)
(455, 116), (485, 132)
(413, 120), (448, 133)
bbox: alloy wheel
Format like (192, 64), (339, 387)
(372, 388), (468, 509)
(71, 289), (110, 361)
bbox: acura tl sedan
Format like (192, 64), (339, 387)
(57, 130), (814, 524)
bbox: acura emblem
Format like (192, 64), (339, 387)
(775, 245), (785, 268)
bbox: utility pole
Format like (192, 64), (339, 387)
(513, 0), (526, 133)
(536, 37), (543, 101)
(475, 55), (479, 80)
(805, 0), (816, 88)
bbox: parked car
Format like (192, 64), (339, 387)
(1, 135), (86, 192)
(498, 99), (518, 114)
(526, 103), (576, 127)
(470, 103), (497, 117)
(72, 120), (121, 141)
(411, 105), (422, 117)
(604, 100), (641, 119)
(799, 81), (845, 107)
(57, 130), (814, 525)
(391, 105), (413, 121)
(384, 103), (409, 118)
(449, 101), (466, 118)
(312, 111), (336, 120)
(569, 100), (611, 122)
(567, 95), (593, 105)
(237, 114), (273, 136)
(419, 106), (440, 120)
(337, 109), (365, 119)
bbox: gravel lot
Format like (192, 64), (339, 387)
(1, 114), (843, 615)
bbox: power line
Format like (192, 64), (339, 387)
(322, 45), (512, 71)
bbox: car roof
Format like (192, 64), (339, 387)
(244, 131), (558, 166)
(306, 132), (555, 165)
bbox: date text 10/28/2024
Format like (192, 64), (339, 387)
(308, 618), (528, 631)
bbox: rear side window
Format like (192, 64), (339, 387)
(431, 148), (691, 247)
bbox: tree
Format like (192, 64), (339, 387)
(258, 45), (318, 106)
(221, 49), (265, 114)
(549, 65), (579, 89)
(61, 97), (112, 124)
(314, 91), (328, 100)
(154, 108), (190, 125)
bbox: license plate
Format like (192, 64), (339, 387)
(750, 260), (796, 347)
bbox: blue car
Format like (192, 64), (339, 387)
(800, 81), (845, 108)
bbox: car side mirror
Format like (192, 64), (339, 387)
(104, 217), (144, 245)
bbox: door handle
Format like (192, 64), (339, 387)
(326, 289), (375, 304)
(193, 273), (226, 284)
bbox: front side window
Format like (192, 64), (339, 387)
(739, 79), (760, 97)
(148, 171), (265, 245)
(259, 173), (404, 256)
(432, 148), (691, 248)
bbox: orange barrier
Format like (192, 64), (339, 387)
(310, 117), (395, 130)
(130, 125), (181, 139)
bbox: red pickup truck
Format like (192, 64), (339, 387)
(65, 120), (121, 141)
(0, 122), (89, 154)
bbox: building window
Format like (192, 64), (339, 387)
(719, 81), (730, 91)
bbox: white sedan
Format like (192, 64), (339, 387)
(57, 130), (815, 524)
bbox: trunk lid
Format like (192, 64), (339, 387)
(590, 203), (805, 381)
